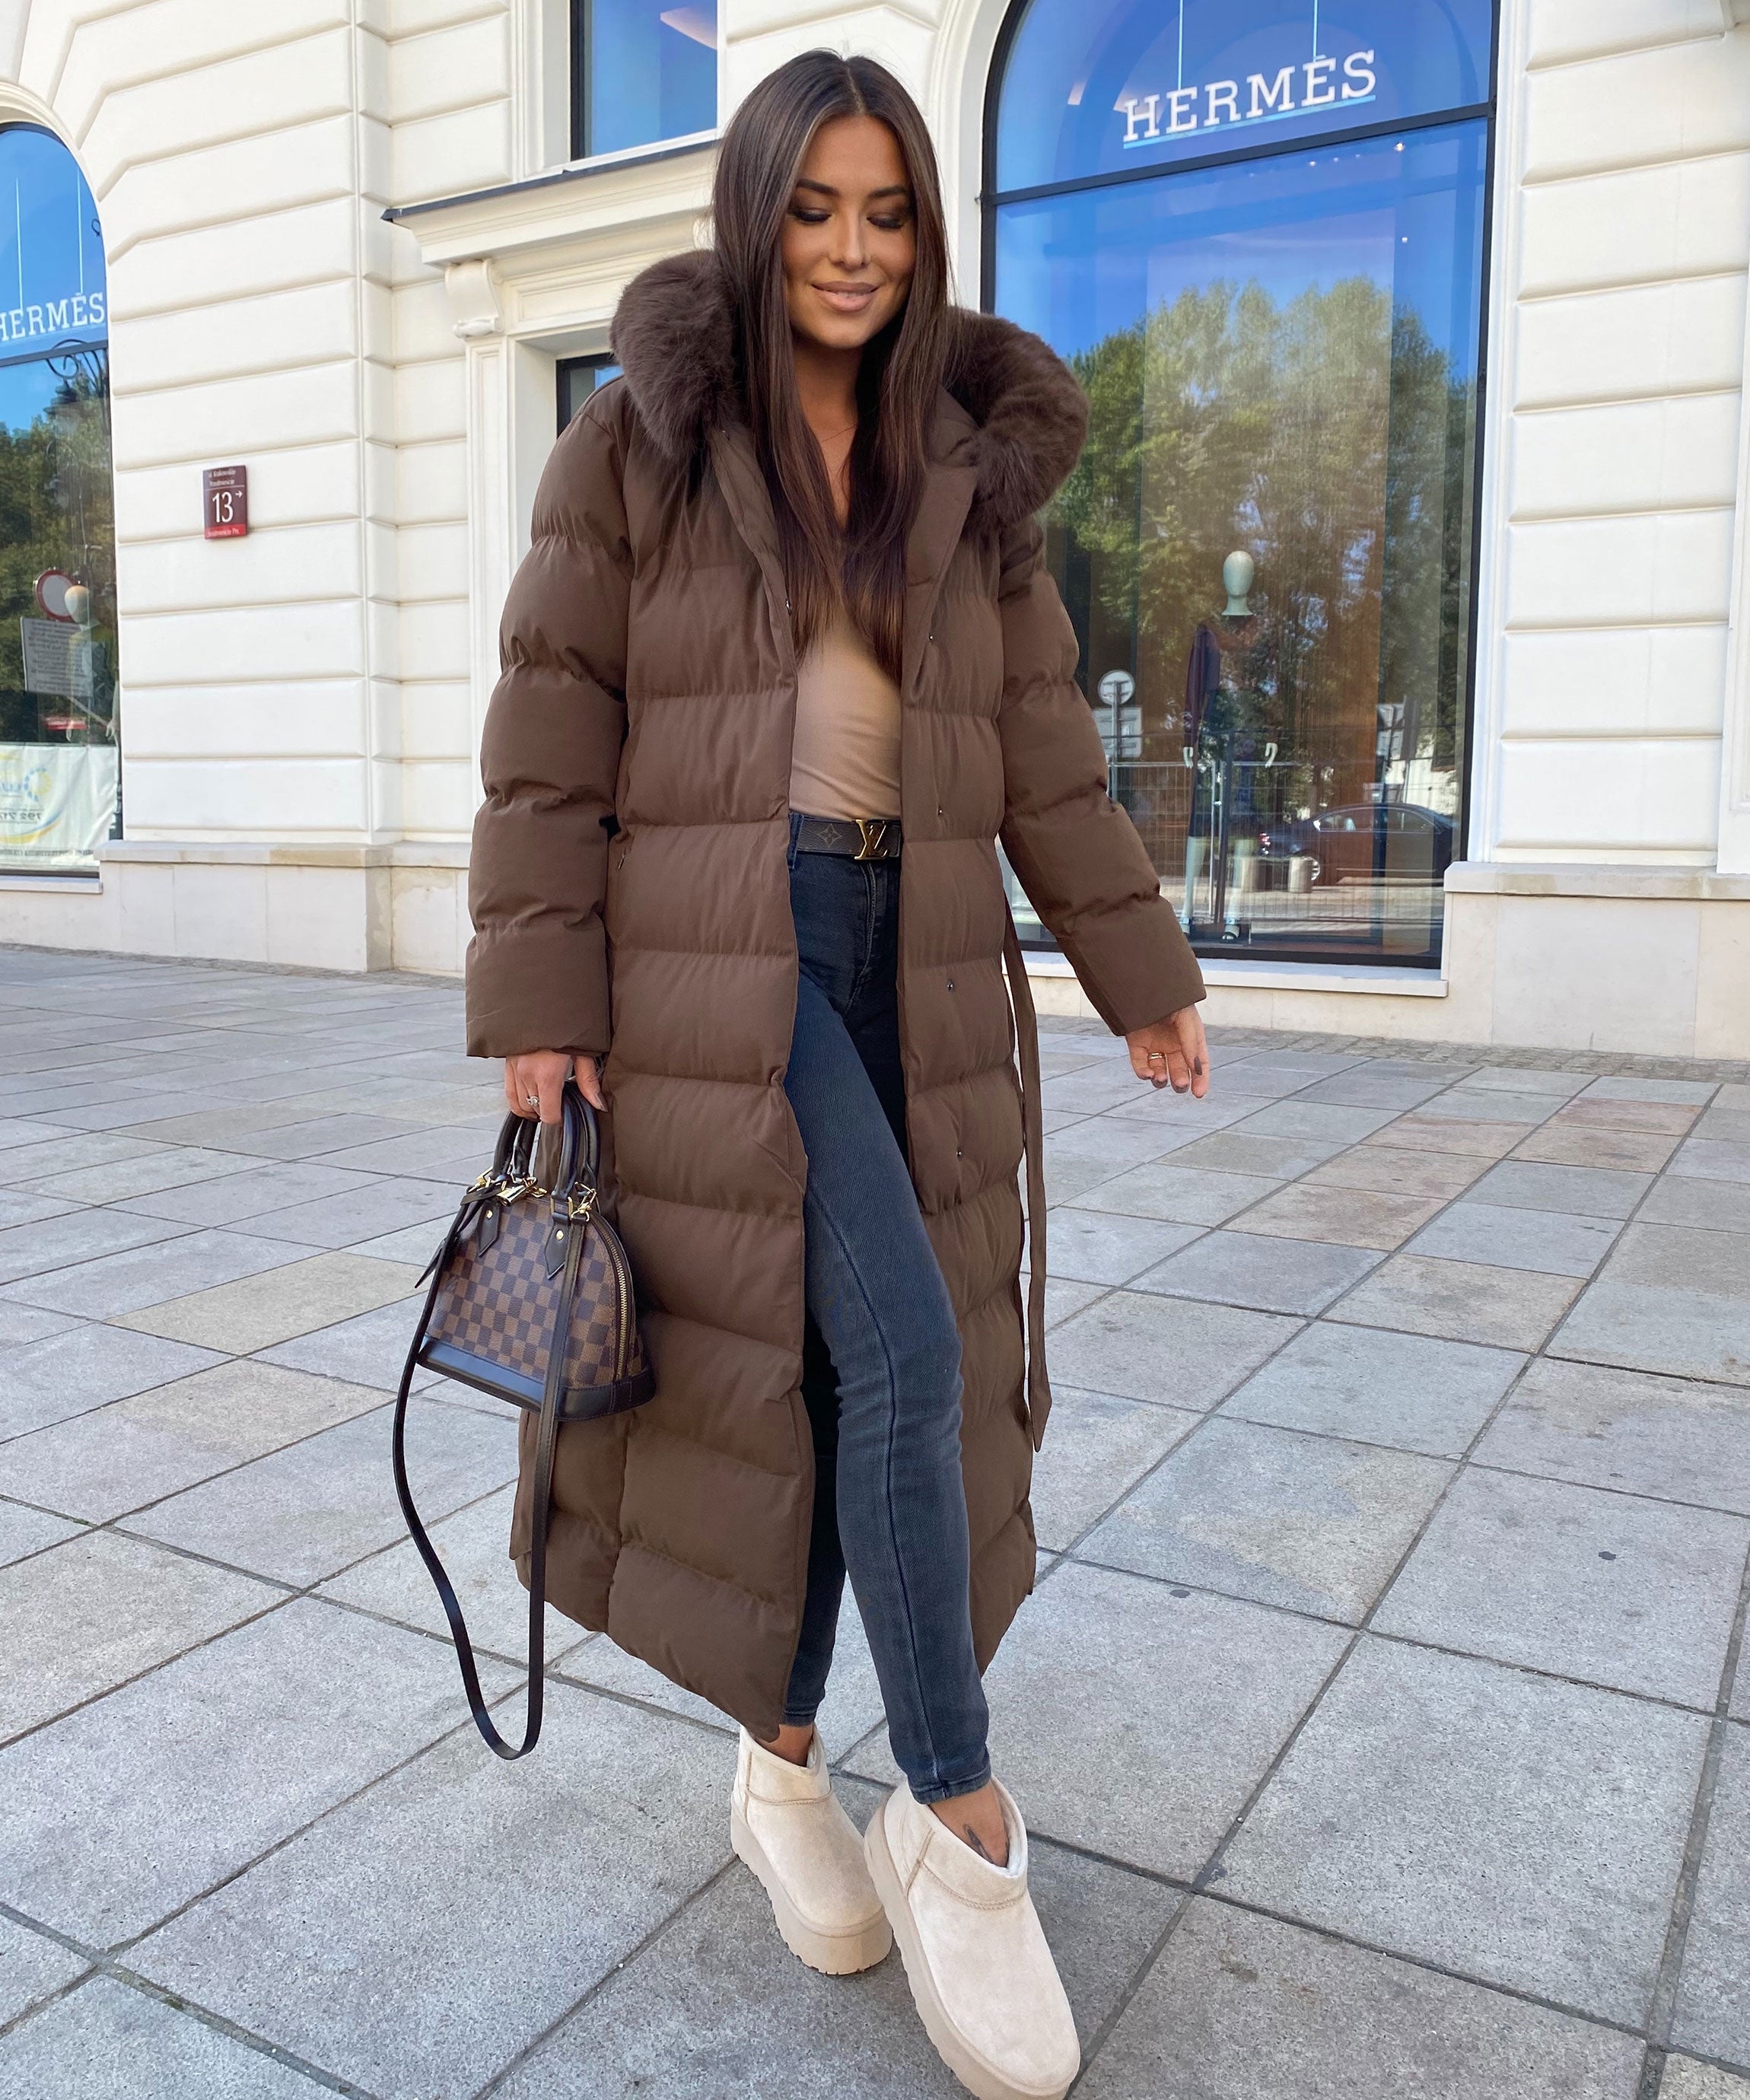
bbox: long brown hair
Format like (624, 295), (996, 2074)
(712, 52), (950, 680)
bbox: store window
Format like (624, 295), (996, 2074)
(0, 125), (117, 878)
(988, 0), (1494, 966)
(570, 0), (717, 161)
(557, 354), (622, 434)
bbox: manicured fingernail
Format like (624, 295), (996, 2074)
(1194, 1059), (1204, 1076)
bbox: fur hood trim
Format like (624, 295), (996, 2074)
(609, 248), (1089, 523)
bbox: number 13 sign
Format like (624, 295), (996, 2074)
(203, 465), (248, 539)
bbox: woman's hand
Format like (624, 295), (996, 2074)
(504, 1052), (606, 1122)
(1125, 1006), (1210, 1098)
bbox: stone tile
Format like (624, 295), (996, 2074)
(1672, 1141), (1750, 1187)
(221, 1112), (429, 1162)
(1227, 1050), (1367, 1081)
(126, 1400), (515, 1587)
(319, 1484), (593, 1666)
(0, 1502), (81, 1567)
(1067, 1163), (1280, 1226)
(850, 1561), (1349, 1878)
(129, 1686), (734, 2100)
(1672, 1724), (1750, 2067)
(0, 1914), (87, 2028)
(1099, 1088), (1258, 1132)
(0, 1361), (390, 1523)
(1365, 1114), (1536, 1156)
(240, 1177), (459, 1249)
(15, 1146), (250, 1205)
(1233, 1099), (1402, 1144)
(1453, 1067), (1592, 1101)
(1333, 1255), (1582, 1351)
(345, 1217), (453, 1265)
(0, 1189), (82, 1228)
(1042, 1119), (1188, 1203)
(1407, 1201), (1623, 1278)
(1467, 1160), (1654, 1220)
(1207, 1061), (1327, 1101)
(1222, 1638), (1708, 2022)
(0, 1116), (80, 1153)
(1513, 1124), (1683, 1172)
(256, 1293), (444, 1392)
(0, 1976), (325, 2098)
(1376, 1468), (1748, 1705)
(495, 1802), (1177, 2098)
(0, 1325), (226, 1441)
(1306, 1144), (1490, 1199)
(1039, 1207), (1203, 1284)
(1581, 1076), (1719, 1107)
(1549, 1225), (1750, 1386)
(1642, 1176), (1750, 1234)
(1662, 2060), (1750, 2100)
(1221, 1323), (1524, 1459)
(3, 1228), (310, 1320)
(0, 1599), (519, 1948)
(1557, 1096), (1702, 1136)
(117, 1252), (425, 1353)
(1028, 1386), (1201, 1551)
(1694, 1104), (1750, 1147)
(1295, 1068), (1472, 1111)
(1132, 1231), (1382, 1316)
(1475, 1359), (1750, 1513)
(0, 1131), (168, 1186)
(0, 1529), (277, 1745)
(1041, 1062), (1150, 1112)
(113, 1159), (377, 1227)
(0, 1208), (190, 1287)
(1039, 1274), (1108, 1328)
(1167, 1131), (1344, 1179)
(1047, 1290), (1300, 1408)
(1077, 1900), (1644, 2100)
(0, 1300), (80, 1341)
(1081, 1417), (1450, 1623)
(1238, 1182), (1443, 1250)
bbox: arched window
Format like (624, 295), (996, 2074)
(987, 0), (1496, 966)
(0, 124), (116, 877)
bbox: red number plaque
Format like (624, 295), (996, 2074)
(203, 465), (248, 539)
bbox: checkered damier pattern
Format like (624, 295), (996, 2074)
(425, 1203), (644, 1395)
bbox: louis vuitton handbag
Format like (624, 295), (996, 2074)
(391, 1080), (654, 1759)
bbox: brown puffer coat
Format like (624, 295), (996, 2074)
(466, 248), (1204, 1736)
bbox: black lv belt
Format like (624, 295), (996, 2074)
(793, 814), (902, 862)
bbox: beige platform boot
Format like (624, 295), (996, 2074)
(730, 1728), (893, 1975)
(864, 1779), (1080, 2100)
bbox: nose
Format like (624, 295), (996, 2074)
(832, 207), (867, 270)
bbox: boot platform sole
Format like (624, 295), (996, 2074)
(730, 1803), (893, 1977)
(863, 1803), (1077, 2100)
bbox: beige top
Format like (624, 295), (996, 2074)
(788, 609), (902, 822)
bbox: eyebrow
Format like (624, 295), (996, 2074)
(794, 178), (912, 201)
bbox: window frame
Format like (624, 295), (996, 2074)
(980, 0), (1503, 969)
(568, 0), (720, 164)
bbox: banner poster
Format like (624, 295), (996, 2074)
(0, 743), (119, 870)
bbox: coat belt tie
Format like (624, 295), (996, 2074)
(1002, 911), (1052, 1452)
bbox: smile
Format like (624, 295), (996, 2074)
(813, 283), (880, 310)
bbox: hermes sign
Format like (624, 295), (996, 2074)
(1119, 48), (1376, 148)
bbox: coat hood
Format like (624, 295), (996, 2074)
(609, 247), (1090, 526)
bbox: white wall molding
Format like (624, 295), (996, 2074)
(1465, 0), (1531, 865)
(1720, 244), (1750, 871)
(925, 0), (1010, 301)
(513, 0), (571, 180)
(1724, 1), (1750, 29)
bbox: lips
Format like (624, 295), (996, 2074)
(814, 283), (879, 310)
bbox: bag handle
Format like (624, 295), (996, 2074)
(390, 1135), (588, 1761)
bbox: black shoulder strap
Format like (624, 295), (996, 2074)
(390, 1198), (585, 1761)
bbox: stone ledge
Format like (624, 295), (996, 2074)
(98, 842), (472, 871)
(1446, 861), (1750, 902)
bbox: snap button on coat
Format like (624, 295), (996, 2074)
(465, 250), (1205, 1739)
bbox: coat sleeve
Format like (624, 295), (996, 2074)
(997, 514), (1206, 1036)
(465, 400), (633, 1060)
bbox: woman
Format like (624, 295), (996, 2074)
(467, 50), (1208, 2100)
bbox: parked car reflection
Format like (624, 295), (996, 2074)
(1255, 805), (1456, 886)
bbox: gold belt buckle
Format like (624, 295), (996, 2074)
(853, 819), (891, 862)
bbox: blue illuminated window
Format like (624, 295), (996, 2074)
(571, 0), (718, 161)
(988, 0), (1496, 968)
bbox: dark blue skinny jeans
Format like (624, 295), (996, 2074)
(780, 812), (992, 1805)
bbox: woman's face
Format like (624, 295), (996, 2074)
(781, 115), (917, 355)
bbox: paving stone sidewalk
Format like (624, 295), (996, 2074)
(1, 946), (1748, 2100)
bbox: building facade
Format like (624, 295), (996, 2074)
(0, 0), (1745, 1060)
